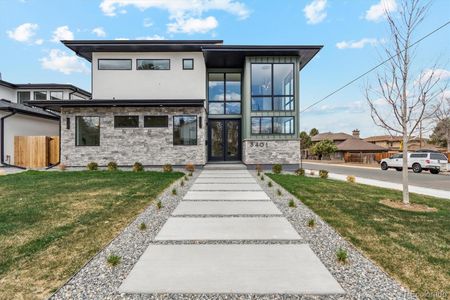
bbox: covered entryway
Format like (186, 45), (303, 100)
(208, 119), (241, 161)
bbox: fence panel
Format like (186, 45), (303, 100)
(49, 136), (60, 165)
(13, 136), (59, 168)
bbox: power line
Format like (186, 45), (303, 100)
(300, 20), (450, 114)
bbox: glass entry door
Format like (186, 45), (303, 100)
(208, 119), (241, 161)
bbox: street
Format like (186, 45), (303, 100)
(301, 162), (450, 191)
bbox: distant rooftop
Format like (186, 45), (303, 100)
(311, 132), (355, 142)
(0, 79), (91, 98)
(0, 99), (59, 119)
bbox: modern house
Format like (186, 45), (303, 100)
(30, 40), (322, 167)
(0, 78), (90, 167)
(364, 135), (443, 153)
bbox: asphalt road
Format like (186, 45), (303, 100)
(301, 162), (450, 191)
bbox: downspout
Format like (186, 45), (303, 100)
(1, 110), (26, 169)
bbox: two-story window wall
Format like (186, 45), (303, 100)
(208, 72), (241, 115)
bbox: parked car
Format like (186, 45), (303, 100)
(380, 152), (449, 174)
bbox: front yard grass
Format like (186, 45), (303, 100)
(0, 170), (182, 299)
(268, 174), (449, 298)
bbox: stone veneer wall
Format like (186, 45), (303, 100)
(61, 106), (206, 166)
(242, 139), (300, 165)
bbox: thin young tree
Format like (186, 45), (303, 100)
(365, 0), (446, 205)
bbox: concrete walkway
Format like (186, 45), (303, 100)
(119, 164), (344, 295)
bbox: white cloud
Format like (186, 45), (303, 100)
(40, 49), (89, 75)
(136, 35), (165, 40)
(35, 39), (44, 45)
(7, 23), (39, 43)
(416, 69), (450, 85)
(304, 101), (366, 115)
(303, 0), (327, 25)
(51, 26), (74, 42)
(92, 27), (106, 37)
(365, 0), (397, 22)
(168, 16), (218, 34)
(143, 18), (153, 27)
(114, 37), (130, 40)
(336, 38), (380, 49)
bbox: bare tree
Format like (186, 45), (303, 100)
(429, 90), (450, 151)
(365, 0), (446, 205)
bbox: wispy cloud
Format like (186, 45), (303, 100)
(92, 27), (106, 37)
(136, 35), (165, 40)
(51, 26), (74, 42)
(303, 0), (327, 25)
(40, 49), (89, 75)
(416, 68), (450, 85)
(336, 38), (382, 49)
(168, 16), (218, 34)
(143, 18), (153, 28)
(365, 0), (397, 22)
(7, 23), (40, 44)
(303, 101), (366, 115)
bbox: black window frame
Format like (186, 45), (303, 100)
(207, 72), (242, 115)
(75, 116), (100, 147)
(182, 58), (194, 70)
(250, 63), (295, 112)
(136, 59), (170, 70)
(17, 91), (31, 103)
(144, 115), (169, 128)
(251, 116), (295, 135)
(98, 59), (132, 70)
(33, 91), (47, 100)
(114, 115), (140, 128)
(173, 115), (198, 146)
(50, 91), (64, 100)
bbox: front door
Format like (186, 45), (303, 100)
(208, 119), (241, 161)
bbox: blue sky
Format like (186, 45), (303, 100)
(0, 0), (449, 137)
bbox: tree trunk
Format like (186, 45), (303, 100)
(402, 132), (410, 205)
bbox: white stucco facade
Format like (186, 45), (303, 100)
(0, 85), (15, 101)
(92, 52), (206, 100)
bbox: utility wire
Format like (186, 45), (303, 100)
(300, 20), (450, 114)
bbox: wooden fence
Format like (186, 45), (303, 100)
(14, 136), (59, 168)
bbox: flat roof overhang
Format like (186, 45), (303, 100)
(202, 45), (323, 69)
(26, 99), (205, 111)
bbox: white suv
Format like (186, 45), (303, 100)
(380, 152), (449, 174)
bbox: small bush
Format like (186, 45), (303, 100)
(347, 175), (356, 183)
(156, 200), (163, 209)
(288, 199), (297, 208)
(255, 164), (263, 176)
(260, 175), (265, 181)
(310, 170), (315, 176)
(59, 164), (66, 171)
(106, 254), (121, 267)
(172, 188), (177, 195)
(336, 248), (348, 264)
(307, 219), (315, 228)
(132, 162), (144, 172)
(188, 172), (193, 176)
(184, 175), (189, 181)
(139, 222), (147, 230)
(272, 164), (282, 174)
(180, 180), (185, 187)
(268, 181), (273, 187)
(163, 163), (173, 173)
(185, 163), (195, 173)
(295, 168), (305, 176)
(107, 161), (118, 171)
(87, 162), (98, 171)
(319, 170), (328, 179)
(277, 189), (282, 196)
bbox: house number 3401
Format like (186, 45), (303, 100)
(250, 142), (268, 147)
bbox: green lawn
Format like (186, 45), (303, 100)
(0, 170), (182, 299)
(268, 174), (450, 298)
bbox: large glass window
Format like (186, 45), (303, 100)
(251, 117), (294, 135)
(50, 91), (64, 100)
(137, 59), (170, 70)
(98, 59), (132, 70)
(114, 116), (139, 128)
(76, 117), (100, 146)
(17, 91), (30, 103)
(208, 72), (241, 115)
(251, 63), (295, 111)
(34, 91), (47, 100)
(173, 116), (197, 145)
(144, 116), (168, 127)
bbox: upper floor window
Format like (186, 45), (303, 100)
(17, 91), (30, 103)
(183, 59), (194, 70)
(208, 72), (241, 115)
(34, 91), (47, 100)
(76, 116), (100, 146)
(114, 116), (139, 128)
(50, 91), (64, 100)
(137, 59), (170, 70)
(251, 63), (294, 111)
(98, 59), (132, 70)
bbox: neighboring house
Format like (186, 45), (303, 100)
(0, 78), (91, 167)
(364, 135), (444, 152)
(30, 40), (322, 167)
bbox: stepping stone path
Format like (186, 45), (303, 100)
(120, 164), (345, 295)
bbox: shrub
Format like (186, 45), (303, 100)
(310, 170), (315, 176)
(106, 254), (121, 267)
(59, 164), (66, 171)
(307, 219), (316, 228)
(180, 180), (185, 187)
(188, 172), (193, 176)
(255, 164), (263, 176)
(260, 175), (265, 181)
(87, 162), (98, 171)
(156, 200), (163, 209)
(319, 170), (328, 179)
(132, 162), (144, 172)
(185, 163), (195, 173)
(163, 164), (173, 173)
(139, 222), (147, 231)
(184, 175), (189, 181)
(295, 168), (305, 176)
(172, 188), (177, 195)
(336, 248), (348, 264)
(272, 164), (282, 174)
(277, 189), (282, 196)
(107, 161), (118, 171)
(268, 181), (273, 187)
(347, 175), (356, 183)
(288, 199), (297, 208)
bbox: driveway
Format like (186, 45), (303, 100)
(301, 162), (450, 191)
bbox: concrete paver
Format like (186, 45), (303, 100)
(183, 191), (270, 201)
(190, 183), (262, 191)
(172, 201), (282, 216)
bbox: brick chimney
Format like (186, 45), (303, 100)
(352, 129), (360, 139)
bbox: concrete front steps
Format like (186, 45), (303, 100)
(119, 164), (344, 295)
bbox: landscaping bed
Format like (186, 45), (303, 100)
(267, 173), (449, 299)
(0, 170), (183, 299)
